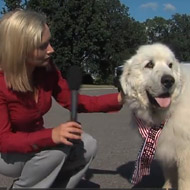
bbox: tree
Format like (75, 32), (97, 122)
(1, 0), (24, 13)
(144, 17), (170, 43)
(1, 0), (147, 83)
(26, 0), (145, 83)
(143, 14), (190, 62)
(168, 14), (190, 61)
(87, 0), (147, 82)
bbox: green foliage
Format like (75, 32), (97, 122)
(144, 14), (190, 62)
(144, 17), (170, 43)
(23, 0), (146, 83)
(2, 0), (189, 83)
(168, 14), (190, 61)
(1, 0), (23, 13)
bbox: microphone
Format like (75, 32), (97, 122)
(67, 65), (82, 122)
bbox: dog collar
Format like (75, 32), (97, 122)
(131, 114), (166, 184)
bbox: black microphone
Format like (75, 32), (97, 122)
(67, 65), (82, 122)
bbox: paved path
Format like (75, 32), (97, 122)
(0, 88), (165, 189)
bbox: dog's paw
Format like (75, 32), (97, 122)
(163, 180), (172, 189)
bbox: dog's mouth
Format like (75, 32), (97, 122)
(146, 91), (171, 108)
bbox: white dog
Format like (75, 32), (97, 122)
(120, 43), (190, 190)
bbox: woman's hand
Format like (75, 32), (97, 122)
(52, 121), (82, 146)
(118, 91), (125, 105)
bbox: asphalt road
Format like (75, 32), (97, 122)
(0, 88), (165, 189)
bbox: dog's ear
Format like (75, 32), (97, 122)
(119, 59), (133, 95)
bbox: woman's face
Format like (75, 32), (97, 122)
(26, 24), (54, 68)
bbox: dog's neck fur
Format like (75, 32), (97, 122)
(129, 101), (173, 126)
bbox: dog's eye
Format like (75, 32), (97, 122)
(168, 63), (173, 68)
(145, 61), (154, 69)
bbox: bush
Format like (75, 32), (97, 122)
(82, 74), (94, 84)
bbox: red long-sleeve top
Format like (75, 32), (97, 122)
(0, 63), (121, 153)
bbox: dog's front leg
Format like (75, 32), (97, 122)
(162, 164), (178, 189)
(178, 151), (190, 190)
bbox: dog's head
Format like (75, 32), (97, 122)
(120, 43), (182, 113)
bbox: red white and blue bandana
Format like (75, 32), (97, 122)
(131, 115), (166, 184)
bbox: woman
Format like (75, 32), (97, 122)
(0, 10), (123, 188)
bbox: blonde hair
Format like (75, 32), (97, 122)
(0, 10), (46, 92)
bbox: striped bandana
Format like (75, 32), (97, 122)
(131, 115), (165, 184)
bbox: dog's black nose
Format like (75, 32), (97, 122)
(161, 75), (175, 89)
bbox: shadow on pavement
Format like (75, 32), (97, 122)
(85, 168), (117, 180)
(76, 179), (100, 188)
(78, 168), (118, 188)
(55, 160), (165, 188)
(117, 160), (165, 188)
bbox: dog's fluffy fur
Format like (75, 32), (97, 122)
(120, 43), (190, 190)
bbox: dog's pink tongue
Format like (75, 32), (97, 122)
(155, 97), (171, 108)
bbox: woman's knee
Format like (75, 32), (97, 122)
(82, 133), (97, 161)
(39, 146), (70, 167)
(0, 153), (27, 178)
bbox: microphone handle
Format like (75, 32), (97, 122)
(71, 90), (78, 122)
